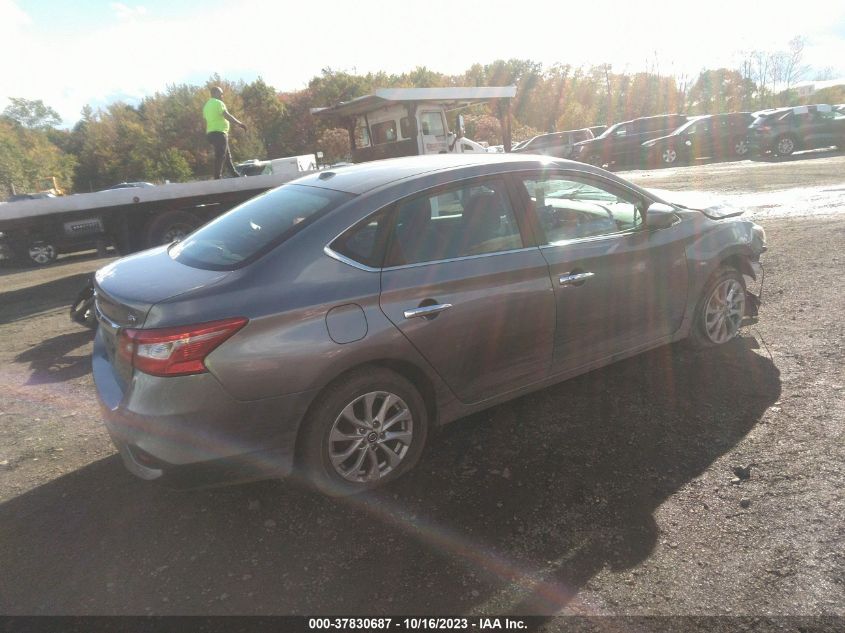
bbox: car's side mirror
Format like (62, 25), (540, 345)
(646, 202), (677, 230)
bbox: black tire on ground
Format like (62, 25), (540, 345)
(69, 277), (97, 329)
(584, 154), (604, 168)
(143, 210), (200, 248)
(298, 367), (429, 497)
(686, 265), (747, 350)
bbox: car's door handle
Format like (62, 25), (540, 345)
(403, 303), (453, 320)
(559, 272), (595, 287)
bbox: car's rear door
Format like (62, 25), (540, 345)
(378, 176), (555, 404)
(513, 171), (688, 374)
(618, 120), (649, 164)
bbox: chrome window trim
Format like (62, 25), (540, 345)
(323, 245), (381, 273)
(538, 228), (644, 249)
(382, 247), (539, 271)
(324, 244), (539, 272)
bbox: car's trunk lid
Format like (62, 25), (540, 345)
(94, 245), (232, 327)
(93, 245), (232, 388)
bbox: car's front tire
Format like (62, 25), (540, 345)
(661, 146), (680, 166)
(299, 367), (428, 496)
(687, 266), (747, 349)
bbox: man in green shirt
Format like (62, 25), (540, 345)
(203, 86), (247, 179)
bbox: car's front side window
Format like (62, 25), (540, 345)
(384, 178), (524, 267)
(521, 176), (645, 245)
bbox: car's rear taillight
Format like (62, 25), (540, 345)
(118, 317), (248, 377)
(756, 125), (771, 132)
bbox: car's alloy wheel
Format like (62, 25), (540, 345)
(776, 136), (796, 156)
(28, 241), (58, 265)
(661, 148), (678, 164)
(686, 265), (747, 349)
(300, 367), (428, 496)
(328, 391), (413, 483)
(702, 278), (746, 345)
(734, 139), (749, 156)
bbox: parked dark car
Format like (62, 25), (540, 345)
(511, 128), (594, 159)
(748, 104), (845, 157)
(92, 154), (766, 496)
(6, 192), (57, 202)
(572, 114), (688, 169)
(641, 113), (755, 166)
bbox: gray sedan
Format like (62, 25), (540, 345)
(92, 154), (766, 495)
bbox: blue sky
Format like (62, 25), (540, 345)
(3, 0), (845, 126)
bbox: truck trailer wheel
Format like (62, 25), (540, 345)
(17, 239), (58, 266)
(144, 211), (200, 248)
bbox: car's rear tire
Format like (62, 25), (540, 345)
(774, 135), (797, 156)
(734, 138), (750, 157)
(15, 239), (58, 266)
(686, 266), (747, 349)
(299, 367), (429, 496)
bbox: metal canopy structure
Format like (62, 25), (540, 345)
(311, 86), (517, 118)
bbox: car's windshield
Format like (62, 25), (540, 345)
(598, 122), (626, 138)
(673, 117), (708, 135)
(169, 184), (354, 270)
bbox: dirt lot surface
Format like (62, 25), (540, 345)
(0, 156), (843, 621)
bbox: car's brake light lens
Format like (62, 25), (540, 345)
(118, 317), (248, 377)
(757, 125), (771, 132)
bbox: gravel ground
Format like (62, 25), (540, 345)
(0, 156), (843, 621)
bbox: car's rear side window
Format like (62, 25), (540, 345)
(170, 184), (353, 270)
(330, 208), (391, 269)
(384, 178), (524, 267)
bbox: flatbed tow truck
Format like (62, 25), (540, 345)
(1, 87), (515, 267)
(0, 170), (311, 266)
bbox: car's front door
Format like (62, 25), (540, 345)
(379, 177), (555, 404)
(514, 173), (689, 374)
(814, 109), (845, 148)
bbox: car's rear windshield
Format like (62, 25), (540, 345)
(169, 184), (354, 270)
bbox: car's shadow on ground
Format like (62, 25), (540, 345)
(14, 329), (95, 385)
(749, 147), (842, 164)
(0, 336), (780, 615)
(0, 272), (92, 324)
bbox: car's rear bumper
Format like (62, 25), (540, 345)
(93, 328), (318, 485)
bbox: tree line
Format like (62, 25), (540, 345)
(2, 51), (843, 197)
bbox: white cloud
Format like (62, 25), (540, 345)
(1, 0), (843, 127)
(110, 3), (148, 20)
